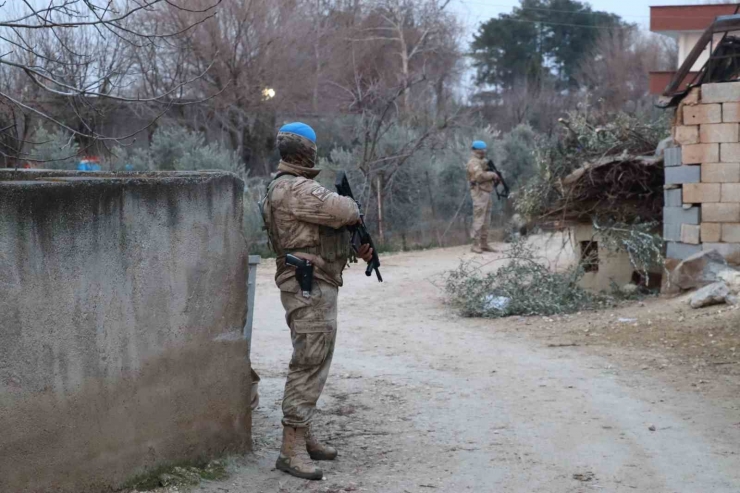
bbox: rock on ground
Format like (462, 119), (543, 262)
(718, 269), (740, 294)
(671, 250), (733, 290)
(689, 282), (731, 308)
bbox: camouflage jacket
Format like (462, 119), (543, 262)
(466, 155), (498, 193)
(262, 160), (360, 287)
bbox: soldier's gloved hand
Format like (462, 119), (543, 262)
(357, 243), (374, 263)
(492, 172), (501, 184)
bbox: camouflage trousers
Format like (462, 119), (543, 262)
(470, 186), (493, 245)
(279, 277), (338, 428)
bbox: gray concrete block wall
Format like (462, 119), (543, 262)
(663, 206), (700, 225)
(0, 170), (250, 493)
(664, 147), (682, 167)
(663, 222), (681, 242)
(665, 165), (701, 184)
(702, 242), (740, 261)
(667, 241), (703, 260)
(664, 188), (683, 207)
(666, 85), (740, 264)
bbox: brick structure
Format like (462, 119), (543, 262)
(666, 83), (740, 261)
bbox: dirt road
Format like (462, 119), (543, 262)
(198, 239), (740, 493)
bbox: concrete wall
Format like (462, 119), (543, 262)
(0, 170), (251, 493)
(667, 83), (740, 263)
(573, 224), (635, 292)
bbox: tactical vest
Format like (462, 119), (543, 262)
(262, 174), (352, 262)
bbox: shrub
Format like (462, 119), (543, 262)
(109, 126), (241, 172)
(443, 238), (604, 318)
(27, 126), (79, 169)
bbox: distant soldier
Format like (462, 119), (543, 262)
(261, 122), (374, 480)
(467, 140), (500, 253)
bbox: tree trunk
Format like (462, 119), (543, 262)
(376, 174), (385, 245)
(399, 31), (410, 112)
(313, 0), (322, 113)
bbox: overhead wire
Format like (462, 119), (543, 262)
(455, 0), (738, 20)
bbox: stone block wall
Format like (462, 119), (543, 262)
(666, 82), (740, 262)
(0, 170), (251, 493)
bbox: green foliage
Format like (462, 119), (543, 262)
(444, 238), (604, 318)
(594, 220), (665, 279)
(27, 126), (79, 169)
(498, 124), (537, 189)
(471, 0), (625, 88)
(110, 126), (241, 172)
(122, 459), (228, 491)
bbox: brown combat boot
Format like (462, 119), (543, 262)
(306, 426), (337, 461)
(276, 426), (323, 480)
(471, 241), (483, 254)
(481, 243), (498, 253)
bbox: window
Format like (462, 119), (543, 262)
(580, 241), (599, 272)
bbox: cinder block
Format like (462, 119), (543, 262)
(683, 183), (720, 203)
(664, 222), (681, 241)
(721, 183), (740, 203)
(703, 242), (740, 262)
(665, 165), (701, 184)
(722, 223), (740, 243)
(684, 87), (701, 105)
(702, 203), (740, 222)
(682, 143), (719, 164)
(721, 143), (740, 162)
(684, 104), (722, 124)
(701, 162), (740, 183)
(723, 102), (740, 123)
(701, 82), (740, 103)
(675, 126), (699, 145)
(663, 206), (700, 225)
(681, 224), (701, 244)
(664, 147), (682, 167)
(666, 241), (702, 260)
(664, 188), (683, 207)
(700, 123), (739, 143)
(701, 222), (722, 242)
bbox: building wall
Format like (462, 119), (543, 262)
(665, 83), (740, 263)
(573, 224), (635, 292)
(0, 170), (251, 493)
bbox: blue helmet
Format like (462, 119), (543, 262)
(471, 140), (487, 150)
(279, 122), (316, 143)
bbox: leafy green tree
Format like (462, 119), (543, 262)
(471, 0), (625, 89)
(109, 126), (241, 173)
(27, 126), (80, 169)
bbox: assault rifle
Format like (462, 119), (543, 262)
(486, 159), (510, 201)
(335, 171), (383, 282)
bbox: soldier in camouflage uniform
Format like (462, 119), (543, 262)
(261, 122), (374, 480)
(466, 140), (500, 253)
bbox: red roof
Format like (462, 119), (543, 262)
(651, 4), (738, 32)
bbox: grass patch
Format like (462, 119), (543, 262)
(122, 459), (229, 491)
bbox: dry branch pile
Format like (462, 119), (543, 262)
(515, 108), (669, 224)
(549, 155), (664, 223)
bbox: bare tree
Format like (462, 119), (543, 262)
(327, 43), (464, 242)
(0, 1), (219, 165)
(576, 27), (677, 113)
(350, 0), (458, 112)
